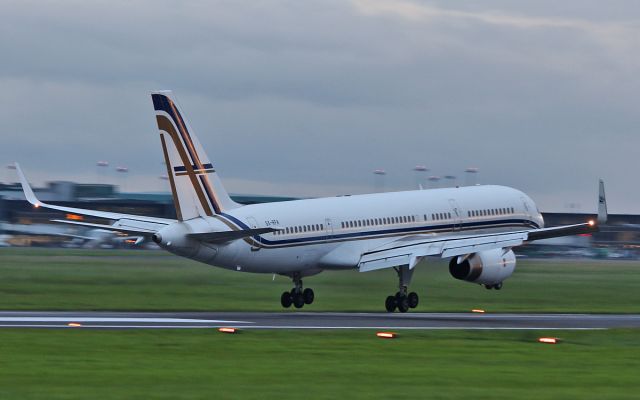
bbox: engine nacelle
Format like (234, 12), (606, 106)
(449, 248), (516, 286)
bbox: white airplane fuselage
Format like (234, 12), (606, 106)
(155, 184), (543, 275)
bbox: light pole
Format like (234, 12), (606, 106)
(96, 160), (109, 184)
(116, 166), (129, 192)
(444, 175), (457, 188)
(464, 167), (479, 186)
(413, 165), (428, 189)
(373, 169), (386, 193)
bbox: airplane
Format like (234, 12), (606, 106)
(61, 228), (145, 249)
(14, 91), (608, 312)
(0, 222), (143, 248)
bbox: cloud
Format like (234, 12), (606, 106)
(0, 0), (639, 212)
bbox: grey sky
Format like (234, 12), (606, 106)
(1, 0), (639, 213)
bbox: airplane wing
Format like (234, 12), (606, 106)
(359, 181), (606, 272)
(359, 223), (595, 272)
(15, 163), (175, 235)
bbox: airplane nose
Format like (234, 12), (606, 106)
(152, 233), (162, 244)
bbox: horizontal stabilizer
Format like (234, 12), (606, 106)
(51, 219), (158, 235)
(188, 227), (278, 243)
(14, 163), (175, 226)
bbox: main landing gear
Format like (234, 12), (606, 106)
(385, 266), (419, 313)
(280, 272), (315, 309)
(484, 282), (503, 290)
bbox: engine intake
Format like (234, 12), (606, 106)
(449, 249), (516, 286)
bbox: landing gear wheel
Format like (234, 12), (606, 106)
(494, 282), (503, 290)
(292, 292), (305, 308)
(385, 296), (397, 312)
(303, 288), (315, 304)
(397, 296), (409, 313)
(408, 292), (419, 308)
(485, 284), (493, 290)
(281, 291), (292, 308)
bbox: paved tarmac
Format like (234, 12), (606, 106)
(1, 311), (639, 330)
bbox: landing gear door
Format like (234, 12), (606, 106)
(448, 199), (463, 231)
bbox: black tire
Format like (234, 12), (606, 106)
(303, 288), (315, 305)
(494, 282), (503, 290)
(385, 295), (397, 312)
(293, 292), (305, 308)
(408, 292), (419, 308)
(281, 291), (292, 308)
(397, 296), (409, 313)
(485, 284), (493, 290)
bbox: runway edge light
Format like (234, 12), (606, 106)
(376, 332), (397, 339)
(538, 337), (560, 344)
(471, 309), (486, 313)
(67, 322), (82, 327)
(218, 327), (238, 334)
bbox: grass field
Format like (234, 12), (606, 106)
(1, 248), (640, 399)
(0, 328), (639, 399)
(1, 248), (639, 312)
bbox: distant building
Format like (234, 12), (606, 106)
(1, 181), (639, 251)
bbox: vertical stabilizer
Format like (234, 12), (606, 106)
(597, 179), (608, 224)
(152, 91), (239, 220)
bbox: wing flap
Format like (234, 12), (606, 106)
(360, 254), (411, 272)
(441, 233), (526, 258)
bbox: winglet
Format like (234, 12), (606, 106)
(14, 163), (41, 207)
(597, 179), (608, 225)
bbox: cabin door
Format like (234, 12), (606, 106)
(324, 218), (334, 240)
(448, 199), (463, 231)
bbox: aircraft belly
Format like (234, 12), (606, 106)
(213, 242), (333, 274)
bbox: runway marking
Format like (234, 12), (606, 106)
(0, 312), (637, 330)
(0, 324), (607, 330)
(0, 324), (219, 329)
(0, 317), (252, 324)
(224, 326), (607, 330)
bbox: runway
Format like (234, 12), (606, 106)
(1, 311), (640, 330)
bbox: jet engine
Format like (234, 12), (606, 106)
(449, 248), (516, 287)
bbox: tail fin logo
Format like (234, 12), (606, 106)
(153, 92), (224, 216)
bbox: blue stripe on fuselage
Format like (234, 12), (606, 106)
(216, 214), (540, 248)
